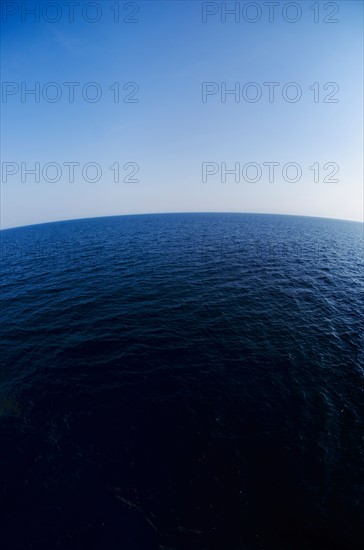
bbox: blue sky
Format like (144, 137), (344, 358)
(1, 0), (363, 228)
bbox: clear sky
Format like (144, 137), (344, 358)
(1, 0), (363, 228)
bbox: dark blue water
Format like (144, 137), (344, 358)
(0, 213), (363, 549)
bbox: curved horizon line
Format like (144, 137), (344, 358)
(1, 211), (363, 231)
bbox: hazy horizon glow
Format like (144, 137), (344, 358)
(1, 0), (363, 228)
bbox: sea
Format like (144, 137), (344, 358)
(0, 213), (363, 549)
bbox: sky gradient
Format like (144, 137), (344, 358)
(1, 0), (363, 228)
